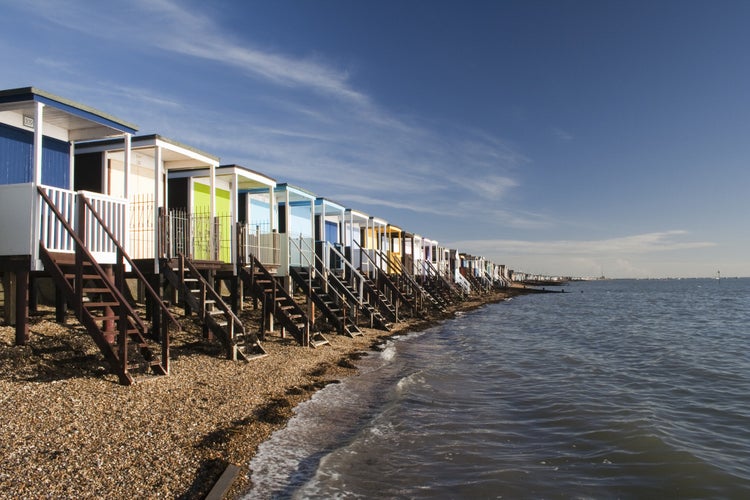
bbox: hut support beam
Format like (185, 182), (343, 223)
(15, 270), (29, 345)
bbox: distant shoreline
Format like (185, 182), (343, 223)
(0, 287), (530, 498)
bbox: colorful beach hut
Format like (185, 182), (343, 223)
(0, 87), (189, 382)
(74, 134), (220, 271)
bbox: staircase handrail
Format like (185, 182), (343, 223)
(454, 270), (473, 295)
(289, 236), (351, 321)
(178, 252), (244, 335)
(79, 193), (181, 331)
(242, 253), (311, 345)
(352, 239), (414, 308)
(483, 271), (495, 290)
(325, 241), (365, 306)
(352, 239), (382, 277)
(289, 235), (356, 328)
(425, 259), (464, 298)
(37, 187), (145, 330)
(370, 245), (427, 304)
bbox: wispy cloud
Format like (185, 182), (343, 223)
(34, 57), (74, 73)
(18, 0), (367, 105)
(7, 0), (534, 235)
(330, 194), (457, 217)
(447, 230), (716, 256)
(552, 127), (573, 142)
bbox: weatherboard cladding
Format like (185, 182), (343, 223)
(0, 122), (70, 188)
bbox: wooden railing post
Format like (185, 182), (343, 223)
(161, 306), (170, 374)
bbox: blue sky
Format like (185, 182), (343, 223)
(1, 0), (748, 278)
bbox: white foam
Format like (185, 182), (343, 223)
(396, 371), (426, 393)
(380, 344), (397, 361)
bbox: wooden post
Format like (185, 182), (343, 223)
(204, 271), (214, 341)
(150, 274), (161, 341)
(15, 270), (29, 345)
(161, 306), (170, 374)
(238, 275), (244, 311)
(3, 272), (16, 325)
(103, 265), (115, 342)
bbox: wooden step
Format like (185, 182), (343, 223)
(84, 301), (119, 308)
(127, 359), (163, 371)
(64, 273), (101, 280)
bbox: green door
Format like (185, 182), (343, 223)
(192, 182), (231, 262)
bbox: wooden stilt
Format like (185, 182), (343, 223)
(15, 270), (29, 345)
(161, 305), (170, 374)
(237, 275), (244, 311)
(3, 272), (15, 325)
(150, 274), (162, 341)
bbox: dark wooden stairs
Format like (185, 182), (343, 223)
(290, 266), (362, 337)
(40, 249), (167, 385)
(163, 253), (267, 361)
(239, 255), (329, 348)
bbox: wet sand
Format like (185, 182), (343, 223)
(0, 290), (520, 498)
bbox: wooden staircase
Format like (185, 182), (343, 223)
(360, 274), (399, 326)
(41, 249), (166, 384)
(37, 188), (175, 385)
(421, 277), (453, 310)
(374, 266), (421, 316)
(424, 260), (465, 303)
(239, 255), (329, 348)
(163, 254), (266, 361)
(461, 269), (489, 294)
(290, 266), (362, 337)
(330, 274), (393, 331)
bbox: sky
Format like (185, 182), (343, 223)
(1, 0), (748, 278)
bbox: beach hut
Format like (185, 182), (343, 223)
(342, 208), (368, 272)
(0, 87), (136, 333)
(384, 223), (404, 275)
(0, 87), (136, 275)
(275, 183), (315, 282)
(0, 87), (181, 383)
(314, 197), (345, 271)
(235, 167), (279, 271)
(164, 164), (277, 271)
(74, 134), (220, 270)
(76, 138), (268, 363)
(365, 215), (390, 274)
(284, 196), (363, 338)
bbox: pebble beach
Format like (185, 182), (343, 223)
(0, 289), (518, 499)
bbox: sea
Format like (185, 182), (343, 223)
(244, 278), (750, 499)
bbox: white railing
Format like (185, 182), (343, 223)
(35, 185), (125, 266)
(239, 223), (280, 268)
(79, 190), (127, 261)
(288, 234), (315, 268)
(38, 185), (77, 254)
(454, 270), (472, 295)
(129, 193), (156, 260)
(0, 183), (126, 268)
